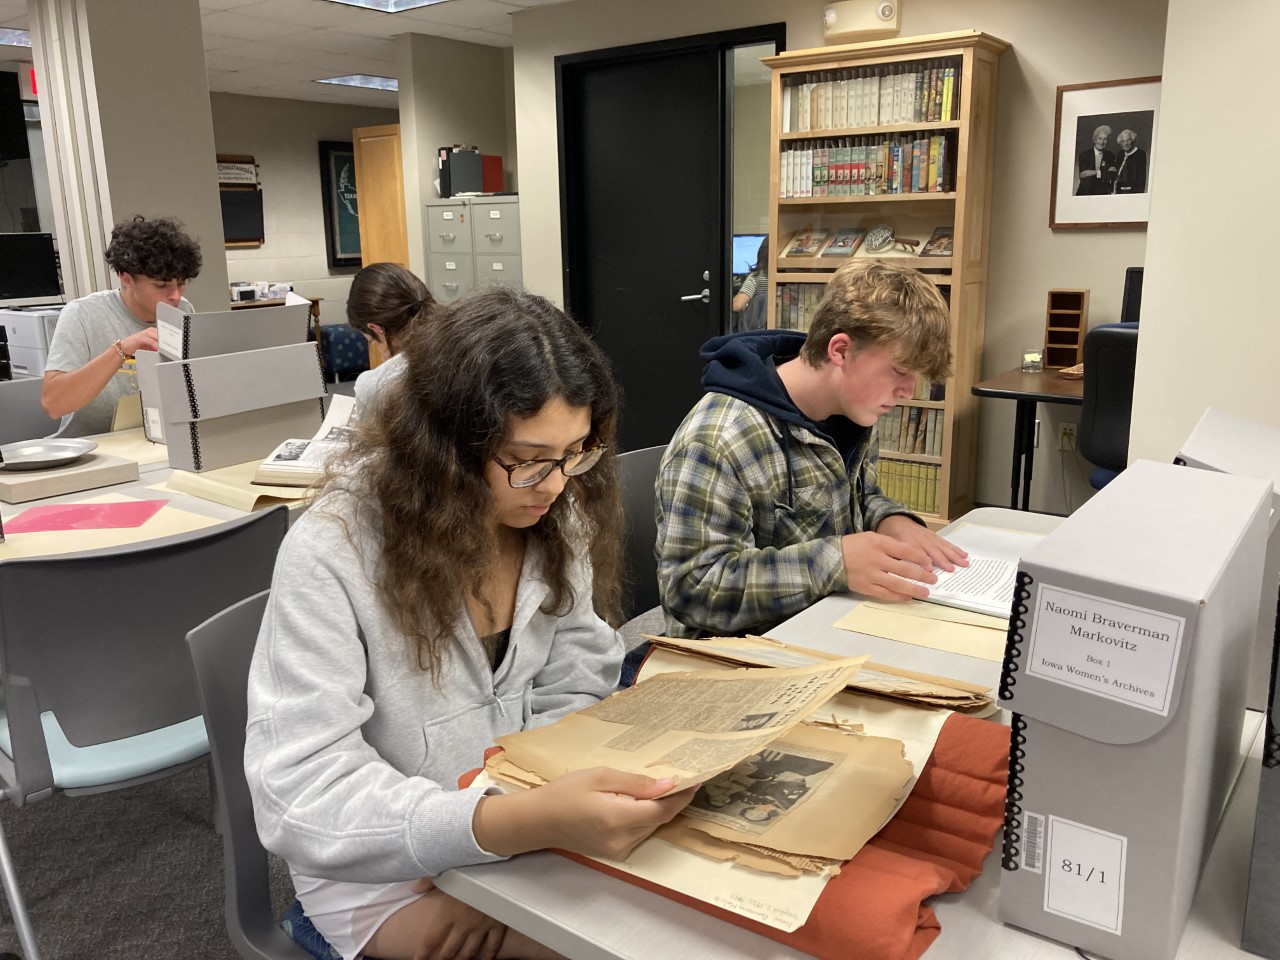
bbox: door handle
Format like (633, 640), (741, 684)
(680, 288), (710, 303)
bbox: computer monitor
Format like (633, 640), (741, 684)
(731, 233), (767, 275)
(0, 233), (61, 301)
(1121, 266), (1143, 324)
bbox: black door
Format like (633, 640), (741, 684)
(558, 27), (783, 452)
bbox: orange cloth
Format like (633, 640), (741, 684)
(465, 712), (1009, 960)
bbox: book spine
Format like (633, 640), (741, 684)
(942, 64), (955, 124)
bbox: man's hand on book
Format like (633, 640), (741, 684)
(876, 515), (970, 573)
(840, 531), (937, 602)
(472, 767), (696, 862)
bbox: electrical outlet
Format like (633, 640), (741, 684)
(1058, 423), (1077, 450)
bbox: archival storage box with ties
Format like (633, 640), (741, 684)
(996, 459), (1272, 960)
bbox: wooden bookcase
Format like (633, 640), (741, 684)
(763, 30), (1009, 526)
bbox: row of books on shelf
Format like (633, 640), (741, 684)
(779, 134), (955, 199)
(879, 458), (942, 516)
(773, 280), (952, 332)
(774, 283), (823, 331)
(880, 405), (944, 457)
(780, 57), (962, 134)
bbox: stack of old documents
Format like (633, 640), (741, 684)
(485, 642), (993, 930)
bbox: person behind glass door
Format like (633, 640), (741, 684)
(344, 262), (438, 411)
(246, 287), (694, 960)
(731, 236), (769, 332)
(41, 216), (201, 437)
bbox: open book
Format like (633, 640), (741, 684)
(905, 554), (1018, 619)
(252, 394), (356, 487)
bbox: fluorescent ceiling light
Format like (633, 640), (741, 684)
(315, 74), (399, 91)
(0, 28), (31, 47)
(323, 0), (455, 11)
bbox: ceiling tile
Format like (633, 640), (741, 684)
(281, 28), (397, 60)
(201, 10), (282, 40)
(233, 0), (383, 30)
(397, 0), (518, 30)
(449, 28), (511, 46)
(225, 40), (320, 63)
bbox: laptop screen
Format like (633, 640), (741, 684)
(731, 234), (766, 275)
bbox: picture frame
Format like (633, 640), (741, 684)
(1049, 76), (1160, 230)
(318, 141), (361, 268)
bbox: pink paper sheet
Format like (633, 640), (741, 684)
(5, 500), (168, 533)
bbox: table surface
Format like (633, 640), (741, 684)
(437, 507), (1268, 960)
(972, 367), (1085, 405)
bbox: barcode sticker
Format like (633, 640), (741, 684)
(1044, 816), (1127, 934)
(1022, 811), (1045, 873)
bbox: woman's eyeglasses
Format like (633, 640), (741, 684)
(492, 445), (606, 488)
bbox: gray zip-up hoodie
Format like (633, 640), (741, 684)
(245, 492), (622, 883)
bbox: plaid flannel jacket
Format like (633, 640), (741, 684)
(655, 391), (913, 638)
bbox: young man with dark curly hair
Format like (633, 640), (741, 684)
(42, 215), (202, 437)
(656, 259), (969, 640)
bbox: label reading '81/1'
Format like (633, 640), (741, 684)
(1043, 815), (1127, 935)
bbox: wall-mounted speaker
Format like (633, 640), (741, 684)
(823, 0), (901, 44)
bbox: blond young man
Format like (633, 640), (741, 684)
(655, 260), (968, 640)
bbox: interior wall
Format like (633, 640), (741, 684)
(209, 93), (397, 323)
(1129, 0), (1280, 460)
(510, 0), (1169, 510)
(397, 33), (509, 283)
(731, 82), (770, 234)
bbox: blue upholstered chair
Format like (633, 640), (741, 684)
(1077, 322), (1140, 490)
(308, 324), (369, 383)
(0, 507), (288, 959)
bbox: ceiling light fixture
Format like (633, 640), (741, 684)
(0, 29), (32, 47)
(315, 74), (399, 91)
(322, 0), (455, 12)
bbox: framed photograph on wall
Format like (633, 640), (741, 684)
(319, 141), (361, 267)
(1049, 76), (1161, 230)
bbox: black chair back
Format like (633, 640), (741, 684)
(1077, 322), (1140, 474)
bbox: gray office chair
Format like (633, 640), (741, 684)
(617, 444), (667, 623)
(617, 445), (667, 687)
(187, 591), (309, 960)
(0, 506), (289, 960)
(0, 378), (60, 445)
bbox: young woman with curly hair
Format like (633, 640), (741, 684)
(246, 287), (693, 960)
(41, 215), (203, 437)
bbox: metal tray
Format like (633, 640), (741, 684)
(0, 438), (98, 471)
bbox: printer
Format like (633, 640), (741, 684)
(0, 306), (63, 377)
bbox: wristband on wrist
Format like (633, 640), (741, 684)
(113, 339), (130, 361)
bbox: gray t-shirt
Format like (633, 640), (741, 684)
(44, 289), (193, 437)
(353, 353), (405, 415)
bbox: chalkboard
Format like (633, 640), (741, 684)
(219, 188), (264, 244)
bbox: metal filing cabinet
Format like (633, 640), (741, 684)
(424, 196), (521, 303)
